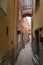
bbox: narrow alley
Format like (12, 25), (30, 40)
(15, 41), (33, 65)
(0, 0), (43, 65)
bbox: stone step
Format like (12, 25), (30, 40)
(35, 54), (39, 62)
(32, 56), (40, 65)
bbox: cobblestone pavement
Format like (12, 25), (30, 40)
(15, 41), (33, 65)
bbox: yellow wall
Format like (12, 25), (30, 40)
(33, 0), (43, 30)
(23, 17), (29, 42)
(0, 0), (16, 60)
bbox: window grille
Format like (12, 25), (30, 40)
(23, 0), (32, 10)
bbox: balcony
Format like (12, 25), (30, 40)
(22, 5), (32, 10)
(22, 0), (32, 16)
(22, 0), (32, 10)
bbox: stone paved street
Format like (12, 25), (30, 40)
(15, 41), (34, 65)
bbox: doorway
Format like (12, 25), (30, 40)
(35, 29), (39, 56)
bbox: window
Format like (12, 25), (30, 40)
(23, 0), (32, 10)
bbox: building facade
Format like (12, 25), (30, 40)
(33, 0), (43, 65)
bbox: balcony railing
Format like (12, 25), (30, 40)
(22, 0), (32, 10)
(22, 5), (32, 10)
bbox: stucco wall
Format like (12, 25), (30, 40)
(33, 0), (43, 65)
(33, 0), (43, 30)
(23, 17), (29, 43)
(0, 0), (16, 60)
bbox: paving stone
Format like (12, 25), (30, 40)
(15, 41), (34, 65)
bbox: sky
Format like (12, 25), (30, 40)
(26, 16), (31, 26)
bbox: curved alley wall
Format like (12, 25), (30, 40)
(33, 0), (43, 30)
(0, 0), (16, 60)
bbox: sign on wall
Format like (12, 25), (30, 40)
(0, 0), (8, 15)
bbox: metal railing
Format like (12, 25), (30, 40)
(22, 5), (32, 10)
